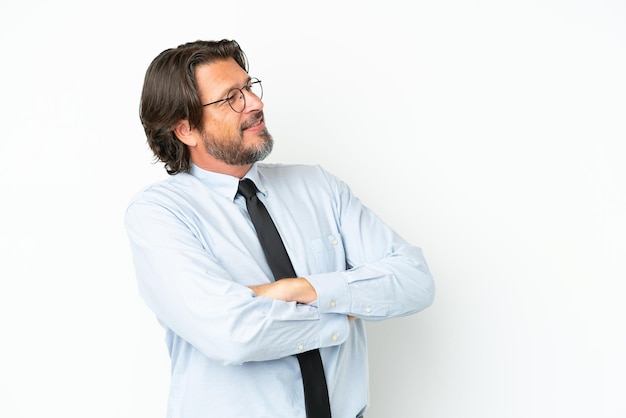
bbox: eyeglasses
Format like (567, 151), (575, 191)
(202, 78), (263, 113)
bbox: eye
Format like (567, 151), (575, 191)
(226, 88), (243, 102)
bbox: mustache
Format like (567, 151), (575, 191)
(240, 111), (264, 130)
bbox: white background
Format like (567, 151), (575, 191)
(1, 0), (625, 417)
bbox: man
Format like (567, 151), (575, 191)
(125, 39), (435, 418)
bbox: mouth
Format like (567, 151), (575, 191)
(242, 112), (264, 131)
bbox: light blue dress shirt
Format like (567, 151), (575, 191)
(125, 162), (435, 418)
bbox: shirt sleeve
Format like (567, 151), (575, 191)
(305, 170), (435, 320)
(125, 196), (349, 366)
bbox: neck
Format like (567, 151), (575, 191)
(191, 156), (252, 179)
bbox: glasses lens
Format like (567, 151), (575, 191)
(227, 88), (245, 113)
(225, 80), (263, 113)
(249, 79), (263, 100)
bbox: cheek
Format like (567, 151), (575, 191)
(205, 116), (241, 137)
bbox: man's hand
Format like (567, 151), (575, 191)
(249, 278), (317, 304)
(250, 280), (357, 322)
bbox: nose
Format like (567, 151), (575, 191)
(243, 88), (263, 112)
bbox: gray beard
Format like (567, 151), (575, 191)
(202, 127), (274, 166)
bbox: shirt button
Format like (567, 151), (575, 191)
(365, 307), (372, 313)
(331, 239), (338, 245)
(329, 300), (336, 308)
(297, 344), (304, 351)
(331, 334), (338, 341)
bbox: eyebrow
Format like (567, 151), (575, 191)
(217, 76), (253, 98)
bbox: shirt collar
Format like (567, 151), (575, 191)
(189, 163), (267, 201)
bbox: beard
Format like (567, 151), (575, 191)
(201, 111), (273, 166)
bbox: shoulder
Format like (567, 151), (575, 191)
(126, 172), (198, 208)
(255, 163), (351, 202)
(256, 162), (339, 185)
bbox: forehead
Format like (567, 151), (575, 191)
(194, 58), (248, 98)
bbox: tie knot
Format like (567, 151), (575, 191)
(238, 178), (258, 199)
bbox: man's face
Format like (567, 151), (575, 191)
(194, 58), (273, 166)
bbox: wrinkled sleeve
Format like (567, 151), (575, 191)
(305, 171), (435, 320)
(125, 194), (349, 365)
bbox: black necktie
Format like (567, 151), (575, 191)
(238, 178), (332, 418)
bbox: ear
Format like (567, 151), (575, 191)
(173, 120), (198, 147)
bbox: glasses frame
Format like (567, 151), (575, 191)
(202, 77), (263, 113)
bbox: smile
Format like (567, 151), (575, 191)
(243, 112), (265, 130)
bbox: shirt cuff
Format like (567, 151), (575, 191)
(318, 312), (350, 349)
(306, 271), (351, 314)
